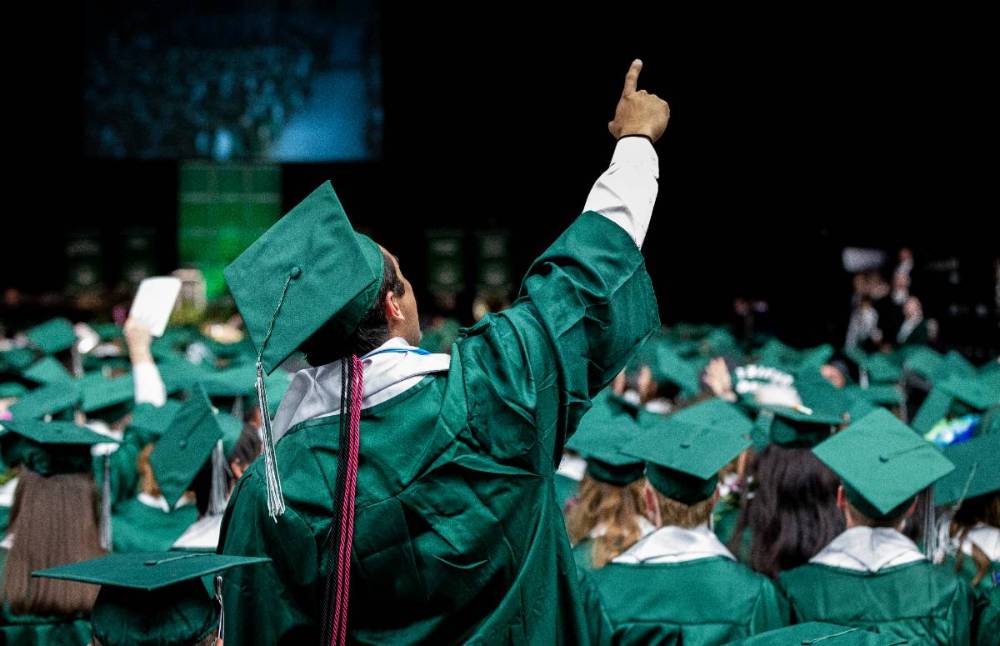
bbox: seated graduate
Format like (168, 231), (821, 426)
(729, 401), (846, 578)
(33, 551), (269, 646)
(563, 391), (654, 570)
(586, 401), (788, 645)
(779, 409), (977, 644)
(933, 432), (1000, 592)
(0, 420), (113, 644)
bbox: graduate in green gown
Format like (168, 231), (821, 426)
(34, 551), (269, 646)
(933, 432), (1000, 593)
(779, 409), (977, 644)
(586, 400), (788, 645)
(563, 391), (654, 571)
(728, 402), (846, 576)
(0, 420), (113, 645)
(218, 60), (668, 644)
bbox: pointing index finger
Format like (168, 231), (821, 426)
(622, 59), (643, 96)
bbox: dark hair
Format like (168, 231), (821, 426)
(4, 469), (105, 615)
(949, 492), (1000, 587)
(300, 250), (405, 365)
(731, 445), (844, 579)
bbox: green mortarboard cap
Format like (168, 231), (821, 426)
(33, 552), (269, 646)
(726, 622), (909, 646)
(565, 396), (646, 485)
(902, 347), (944, 381)
(0, 382), (29, 398)
(668, 397), (753, 435)
(700, 327), (742, 359)
(845, 384), (905, 407)
(9, 381), (81, 420)
(911, 374), (1000, 434)
(80, 373), (135, 420)
(754, 404), (844, 448)
(942, 350), (977, 379)
(201, 365), (258, 398)
(225, 181), (385, 375)
(217, 412), (243, 456)
(652, 346), (701, 396)
(758, 339), (833, 373)
(21, 356), (74, 385)
(203, 336), (255, 361)
(934, 433), (1000, 507)
(0, 419), (117, 476)
(623, 413), (751, 505)
(150, 385), (224, 509)
(157, 359), (213, 395)
(0, 347), (36, 374)
(26, 318), (77, 355)
(861, 354), (902, 384)
(128, 400), (184, 442)
(813, 409), (954, 518)
(795, 377), (853, 421)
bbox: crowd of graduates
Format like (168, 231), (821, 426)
(0, 302), (996, 644)
(555, 324), (999, 644)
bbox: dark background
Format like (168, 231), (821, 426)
(4, 4), (997, 355)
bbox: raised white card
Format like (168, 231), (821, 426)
(129, 277), (182, 337)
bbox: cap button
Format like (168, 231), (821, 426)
(179, 440), (187, 449)
(289, 266), (302, 279)
(680, 442), (692, 449)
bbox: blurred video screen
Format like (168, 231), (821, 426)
(84, 0), (382, 162)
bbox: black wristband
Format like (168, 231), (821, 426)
(617, 134), (654, 145)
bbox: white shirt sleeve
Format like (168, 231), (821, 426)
(133, 360), (167, 406)
(582, 136), (659, 248)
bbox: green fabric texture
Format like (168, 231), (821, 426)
(725, 621), (910, 645)
(111, 497), (199, 555)
(149, 385), (223, 509)
(224, 181), (385, 374)
(0, 347), (36, 375)
(218, 211), (659, 644)
(587, 557), (788, 644)
(779, 561), (976, 645)
(25, 317), (77, 355)
(812, 409), (954, 517)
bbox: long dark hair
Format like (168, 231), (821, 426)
(731, 445), (844, 579)
(3, 469), (105, 615)
(300, 250), (405, 365)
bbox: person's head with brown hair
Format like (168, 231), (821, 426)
(0, 420), (115, 617)
(565, 475), (649, 568)
(3, 468), (104, 616)
(648, 485), (718, 530)
(948, 492), (1000, 587)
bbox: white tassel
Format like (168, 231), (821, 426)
(256, 362), (285, 520)
(209, 439), (229, 516)
(100, 454), (112, 551)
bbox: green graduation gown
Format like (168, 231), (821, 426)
(780, 561), (976, 644)
(976, 585), (999, 646)
(218, 212), (659, 644)
(586, 526), (788, 644)
(111, 495), (199, 553)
